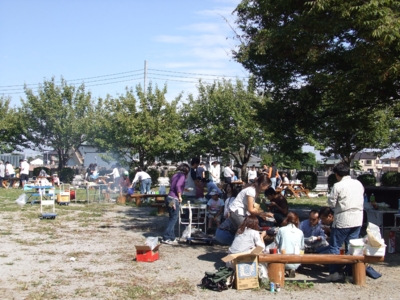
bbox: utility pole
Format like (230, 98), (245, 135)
(144, 60), (147, 97)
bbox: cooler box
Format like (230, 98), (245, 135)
(364, 244), (386, 256)
(135, 244), (161, 262)
(57, 192), (70, 203)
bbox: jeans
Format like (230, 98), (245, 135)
(140, 178), (152, 194)
(215, 228), (235, 246)
(163, 197), (180, 241)
(327, 226), (361, 274)
(270, 177), (276, 190)
(229, 211), (245, 231)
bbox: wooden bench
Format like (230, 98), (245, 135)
(128, 194), (168, 207)
(259, 254), (384, 286)
(150, 202), (167, 214)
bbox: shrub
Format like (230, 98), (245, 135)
(296, 171), (318, 190)
(327, 174), (338, 191)
(60, 168), (75, 183)
(167, 170), (176, 182)
(147, 168), (160, 188)
(381, 172), (400, 187)
(357, 174), (376, 187)
(33, 167), (51, 177)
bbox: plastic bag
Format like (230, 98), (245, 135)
(258, 263), (268, 279)
(145, 236), (159, 250)
(366, 222), (384, 247)
(15, 194), (26, 206)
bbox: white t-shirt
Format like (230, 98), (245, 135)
(20, 161), (30, 175)
(228, 186), (256, 216)
(132, 171), (151, 184)
(207, 198), (224, 214)
(111, 167), (120, 179)
(229, 228), (264, 254)
(6, 164), (15, 176)
(224, 196), (235, 217)
(224, 166), (234, 177)
(248, 169), (257, 180)
(0, 164), (5, 177)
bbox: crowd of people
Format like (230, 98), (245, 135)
(161, 159), (364, 281)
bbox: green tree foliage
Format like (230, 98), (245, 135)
(300, 152), (318, 171)
(381, 171), (400, 187)
(233, 0), (400, 163)
(182, 79), (271, 177)
(357, 174), (377, 187)
(0, 96), (25, 153)
(22, 78), (95, 171)
(296, 171), (318, 190)
(352, 160), (363, 171)
(93, 84), (184, 170)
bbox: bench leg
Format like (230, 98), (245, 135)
(267, 263), (285, 287)
(352, 262), (366, 286)
(157, 206), (166, 215)
(135, 198), (141, 207)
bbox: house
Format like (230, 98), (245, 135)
(380, 157), (400, 173)
(351, 152), (380, 175)
(320, 156), (341, 171)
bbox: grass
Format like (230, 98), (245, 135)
(286, 196), (329, 209)
(285, 280), (314, 290)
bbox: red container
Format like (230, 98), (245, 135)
(269, 248), (277, 254)
(70, 190), (76, 200)
(135, 245), (161, 262)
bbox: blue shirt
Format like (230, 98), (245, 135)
(206, 181), (222, 195)
(299, 220), (326, 240)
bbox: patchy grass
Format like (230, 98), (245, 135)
(287, 196), (328, 209)
(285, 280), (314, 290)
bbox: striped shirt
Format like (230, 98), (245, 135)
(328, 176), (364, 228)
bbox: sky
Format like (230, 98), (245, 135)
(0, 0), (248, 105)
(0, 0), (326, 160)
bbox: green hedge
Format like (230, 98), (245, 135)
(60, 168), (75, 183)
(147, 169), (160, 188)
(357, 174), (376, 187)
(328, 174), (338, 191)
(381, 172), (400, 187)
(296, 171), (317, 190)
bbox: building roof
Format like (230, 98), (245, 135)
(353, 152), (378, 160)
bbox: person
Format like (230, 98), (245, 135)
(280, 172), (289, 195)
(19, 159), (30, 188)
(119, 171), (131, 194)
(264, 187), (289, 226)
(108, 163), (120, 189)
(215, 218), (237, 246)
(223, 183), (239, 219)
(52, 173), (60, 186)
(228, 215), (266, 254)
(209, 161), (220, 184)
(319, 206), (334, 236)
(275, 212), (304, 278)
(205, 180), (222, 200)
(261, 164), (269, 175)
(85, 163), (93, 180)
(207, 189), (224, 229)
(195, 162), (206, 199)
(183, 157), (200, 201)
(162, 163), (190, 245)
(5, 162), (15, 178)
(89, 164), (99, 181)
(131, 167), (152, 194)
(247, 165), (257, 183)
(0, 161), (5, 188)
(325, 162), (364, 282)
(299, 210), (328, 252)
(228, 174), (273, 230)
(268, 162), (279, 190)
(223, 163), (235, 184)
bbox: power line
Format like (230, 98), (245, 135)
(0, 69), (144, 88)
(148, 68), (249, 79)
(147, 77), (214, 84)
(148, 72), (230, 81)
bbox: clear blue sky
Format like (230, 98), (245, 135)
(0, 0), (248, 105)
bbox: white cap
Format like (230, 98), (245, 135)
(209, 189), (218, 196)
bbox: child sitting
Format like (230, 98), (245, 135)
(207, 189), (224, 229)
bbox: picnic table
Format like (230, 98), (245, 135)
(280, 183), (310, 198)
(2, 177), (20, 189)
(128, 193), (169, 214)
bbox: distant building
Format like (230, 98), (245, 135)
(351, 152), (380, 175)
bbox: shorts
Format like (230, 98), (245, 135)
(208, 212), (222, 222)
(20, 174), (29, 181)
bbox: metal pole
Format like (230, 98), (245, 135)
(144, 60), (147, 97)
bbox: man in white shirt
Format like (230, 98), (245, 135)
(247, 165), (257, 183)
(223, 163), (235, 184)
(325, 162), (364, 282)
(209, 161), (221, 184)
(0, 161), (5, 188)
(19, 159), (30, 188)
(131, 167), (152, 194)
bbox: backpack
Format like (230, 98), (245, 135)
(199, 266), (234, 292)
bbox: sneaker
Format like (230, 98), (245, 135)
(162, 239), (178, 245)
(325, 272), (344, 282)
(288, 269), (296, 278)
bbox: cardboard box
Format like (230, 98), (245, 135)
(222, 246), (263, 290)
(135, 244), (161, 262)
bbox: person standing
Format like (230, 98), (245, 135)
(268, 162), (279, 190)
(223, 163), (235, 184)
(325, 162), (364, 282)
(209, 161), (221, 184)
(108, 163), (120, 190)
(183, 157), (200, 200)
(5, 162), (15, 178)
(248, 165), (257, 183)
(19, 159), (30, 188)
(119, 171), (131, 194)
(0, 161), (5, 188)
(131, 167), (152, 194)
(162, 163), (190, 245)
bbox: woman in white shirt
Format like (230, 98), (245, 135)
(229, 215), (266, 254)
(228, 174), (273, 230)
(5, 162), (15, 178)
(247, 165), (257, 183)
(131, 167), (152, 194)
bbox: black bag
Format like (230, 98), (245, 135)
(199, 266), (234, 292)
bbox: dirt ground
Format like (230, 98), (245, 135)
(1, 199), (400, 300)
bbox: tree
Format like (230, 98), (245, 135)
(22, 78), (95, 171)
(352, 160), (362, 171)
(300, 152), (318, 171)
(0, 96), (25, 153)
(182, 79), (271, 178)
(233, 0), (400, 162)
(93, 84), (184, 170)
